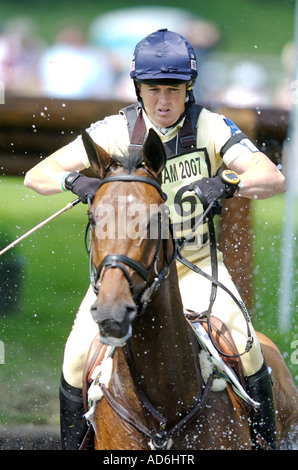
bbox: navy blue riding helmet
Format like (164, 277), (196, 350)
(130, 29), (198, 103)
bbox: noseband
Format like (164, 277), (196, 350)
(87, 173), (177, 313)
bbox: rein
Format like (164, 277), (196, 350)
(86, 171), (253, 356)
(85, 169), (254, 448)
(100, 359), (214, 450)
(177, 186), (254, 359)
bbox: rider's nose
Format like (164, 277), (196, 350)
(159, 91), (169, 104)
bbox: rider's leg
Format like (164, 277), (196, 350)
(178, 252), (276, 449)
(245, 360), (276, 449)
(59, 373), (87, 450)
(60, 286), (98, 450)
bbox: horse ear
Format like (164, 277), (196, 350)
(142, 129), (166, 176)
(81, 127), (110, 178)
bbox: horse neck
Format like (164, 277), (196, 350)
(129, 266), (203, 419)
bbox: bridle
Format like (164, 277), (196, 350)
(86, 170), (253, 356)
(84, 172), (215, 450)
(86, 173), (177, 314)
(83, 169), (255, 449)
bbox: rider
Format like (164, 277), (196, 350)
(24, 29), (286, 450)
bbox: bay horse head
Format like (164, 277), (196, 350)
(82, 128), (174, 347)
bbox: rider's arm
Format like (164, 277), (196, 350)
(24, 140), (88, 195)
(24, 114), (128, 196)
(206, 111), (287, 200)
(228, 151), (287, 199)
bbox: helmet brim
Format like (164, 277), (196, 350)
(134, 77), (190, 85)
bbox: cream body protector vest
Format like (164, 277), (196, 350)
(120, 104), (209, 254)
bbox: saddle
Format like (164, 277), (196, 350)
(82, 315), (245, 413)
(187, 313), (245, 386)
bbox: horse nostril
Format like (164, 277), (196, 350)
(91, 302), (101, 323)
(126, 303), (137, 322)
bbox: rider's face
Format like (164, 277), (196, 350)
(139, 83), (187, 128)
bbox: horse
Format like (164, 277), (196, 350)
(82, 128), (298, 450)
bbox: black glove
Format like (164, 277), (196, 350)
(64, 172), (101, 204)
(188, 175), (237, 211)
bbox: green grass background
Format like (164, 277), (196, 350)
(0, 183), (90, 424)
(0, 0), (297, 426)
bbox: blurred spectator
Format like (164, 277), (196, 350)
(273, 41), (295, 110)
(39, 24), (115, 99)
(0, 8), (221, 101)
(88, 6), (221, 101)
(0, 16), (45, 96)
(195, 59), (229, 106)
(222, 61), (271, 108)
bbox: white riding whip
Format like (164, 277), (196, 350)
(0, 198), (81, 257)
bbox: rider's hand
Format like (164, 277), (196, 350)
(188, 175), (237, 208)
(64, 172), (101, 204)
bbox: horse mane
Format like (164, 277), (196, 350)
(110, 145), (143, 174)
